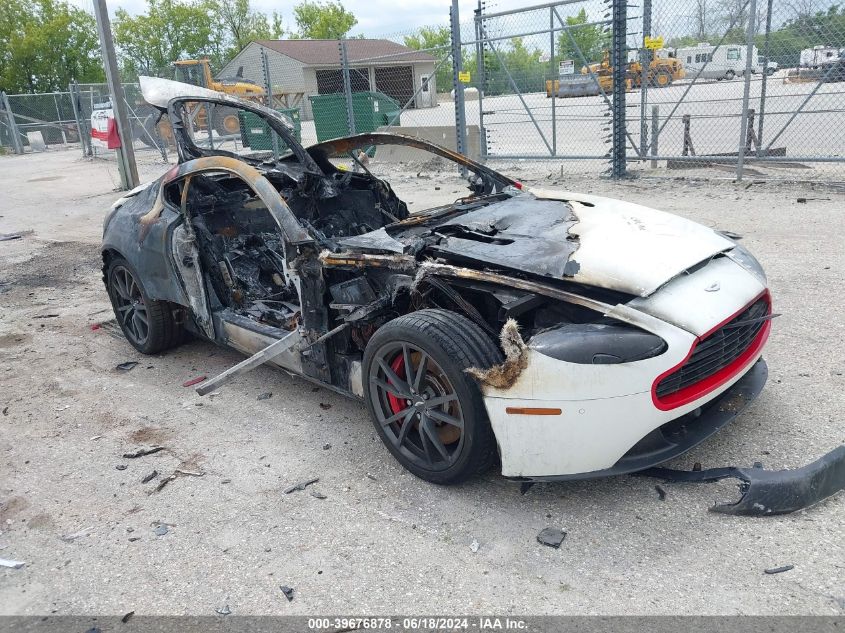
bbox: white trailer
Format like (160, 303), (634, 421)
(800, 45), (843, 68)
(676, 43), (760, 80)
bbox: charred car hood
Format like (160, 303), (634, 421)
(342, 189), (735, 298)
(340, 191), (736, 297)
(536, 189), (735, 296)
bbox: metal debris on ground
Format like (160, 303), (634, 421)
(175, 468), (204, 477)
(115, 464), (127, 471)
(536, 527), (567, 549)
(116, 361), (139, 371)
(0, 558), (26, 569)
(215, 605), (232, 615)
(123, 446), (165, 459)
(153, 525), (169, 536)
(60, 527), (93, 542)
(0, 233), (23, 242)
(310, 491), (327, 500)
(319, 402), (331, 410)
(764, 564), (795, 575)
(280, 586), (294, 602)
(655, 485), (667, 500)
(121, 611), (134, 623)
(33, 314), (59, 319)
(322, 443), (331, 450)
(153, 473), (177, 493)
(182, 375), (207, 387)
(141, 470), (158, 483)
(284, 478), (319, 494)
(470, 539), (480, 553)
(257, 392), (273, 400)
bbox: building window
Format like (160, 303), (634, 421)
(727, 48), (741, 60)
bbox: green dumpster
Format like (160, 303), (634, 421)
(309, 91), (401, 142)
(238, 107), (301, 151)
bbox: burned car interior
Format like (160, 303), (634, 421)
(163, 96), (617, 354)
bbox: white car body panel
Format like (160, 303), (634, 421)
(481, 255), (767, 477)
(486, 348), (763, 477)
(531, 189), (735, 297)
(627, 255), (765, 336)
(139, 76), (226, 108)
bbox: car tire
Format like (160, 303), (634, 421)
(106, 255), (184, 355)
(725, 70), (736, 80)
(766, 67), (775, 76)
(363, 309), (503, 485)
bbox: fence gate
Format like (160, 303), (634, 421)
(467, 0), (627, 176)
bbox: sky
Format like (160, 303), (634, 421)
(68, 0), (538, 36)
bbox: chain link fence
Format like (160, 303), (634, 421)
(2, 0), (843, 182)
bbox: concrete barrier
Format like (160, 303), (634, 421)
(374, 125), (481, 161)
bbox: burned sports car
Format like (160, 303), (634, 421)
(102, 77), (776, 486)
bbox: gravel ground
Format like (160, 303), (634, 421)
(0, 148), (843, 616)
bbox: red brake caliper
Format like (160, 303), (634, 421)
(387, 354), (408, 416)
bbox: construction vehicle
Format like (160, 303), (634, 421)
(545, 51), (630, 97)
(172, 59), (266, 135)
(545, 48), (683, 98)
(585, 50), (684, 88)
(132, 58), (269, 149)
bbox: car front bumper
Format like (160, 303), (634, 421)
(505, 357), (768, 481)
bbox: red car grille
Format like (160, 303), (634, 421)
(654, 294), (771, 409)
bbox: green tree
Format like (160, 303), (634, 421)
(556, 8), (609, 66)
(0, 0), (103, 93)
(292, 0), (357, 39)
(404, 26), (452, 92)
(113, 0), (222, 77)
(216, 0), (285, 57)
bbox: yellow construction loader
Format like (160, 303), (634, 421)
(172, 59), (266, 135)
(545, 49), (684, 97)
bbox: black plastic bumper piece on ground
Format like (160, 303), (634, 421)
(515, 358), (769, 483)
(640, 445), (845, 516)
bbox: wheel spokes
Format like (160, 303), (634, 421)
(376, 357), (411, 397)
(395, 410), (416, 446)
(421, 417), (452, 461)
(426, 407), (463, 430)
(371, 377), (407, 399)
(412, 352), (428, 393)
(112, 267), (148, 345)
(113, 272), (129, 300)
(425, 393), (457, 409)
(380, 408), (409, 427)
(371, 342), (465, 471)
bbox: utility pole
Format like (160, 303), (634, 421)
(610, 0), (628, 178)
(92, 0), (138, 190)
(735, 0), (757, 181)
(339, 40), (356, 135)
(639, 0), (651, 160)
(451, 0), (468, 170)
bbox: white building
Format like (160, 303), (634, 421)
(217, 39), (438, 120)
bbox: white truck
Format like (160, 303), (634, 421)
(675, 43), (761, 80)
